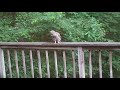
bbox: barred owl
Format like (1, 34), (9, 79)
(50, 30), (61, 43)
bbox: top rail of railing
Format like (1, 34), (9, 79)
(0, 42), (120, 49)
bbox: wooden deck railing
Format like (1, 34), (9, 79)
(0, 42), (120, 78)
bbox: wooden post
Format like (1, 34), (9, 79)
(63, 50), (67, 78)
(54, 50), (58, 78)
(7, 49), (12, 78)
(0, 48), (6, 78)
(14, 50), (19, 78)
(83, 49), (85, 78)
(72, 50), (76, 78)
(78, 47), (85, 78)
(22, 50), (27, 78)
(99, 50), (102, 78)
(30, 50), (34, 78)
(37, 50), (42, 78)
(109, 51), (113, 78)
(45, 50), (50, 78)
(89, 50), (92, 78)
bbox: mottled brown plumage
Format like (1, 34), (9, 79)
(50, 30), (61, 43)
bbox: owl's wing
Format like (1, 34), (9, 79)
(56, 32), (61, 37)
(56, 32), (61, 42)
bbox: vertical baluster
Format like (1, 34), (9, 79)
(7, 49), (12, 78)
(37, 50), (42, 78)
(45, 50), (50, 78)
(63, 50), (67, 78)
(72, 50), (76, 78)
(0, 48), (6, 78)
(22, 50), (27, 78)
(89, 50), (92, 78)
(99, 50), (102, 78)
(83, 49), (85, 78)
(14, 49), (19, 78)
(29, 50), (34, 78)
(54, 50), (58, 78)
(109, 51), (113, 78)
(77, 47), (85, 78)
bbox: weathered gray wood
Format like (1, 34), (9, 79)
(0, 42), (120, 47)
(109, 51), (113, 78)
(22, 50), (27, 78)
(78, 47), (85, 78)
(7, 49), (12, 78)
(14, 49), (19, 78)
(30, 50), (34, 78)
(0, 48), (6, 78)
(37, 50), (42, 78)
(54, 50), (58, 78)
(45, 50), (50, 78)
(63, 51), (67, 78)
(0, 42), (119, 79)
(1, 46), (120, 50)
(0, 47), (76, 50)
(72, 50), (76, 78)
(89, 50), (92, 78)
(99, 50), (102, 78)
(83, 49), (85, 78)
(78, 48), (81, 78)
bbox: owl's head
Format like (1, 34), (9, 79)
(50, 30), (56, 34)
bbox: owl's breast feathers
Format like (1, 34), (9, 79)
(51, 36), (57, 41)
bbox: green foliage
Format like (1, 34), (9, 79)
(0, 12), (106, 42)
